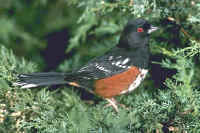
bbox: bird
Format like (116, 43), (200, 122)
(14, 18), (158, 112)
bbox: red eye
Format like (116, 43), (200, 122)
(137, 28), (144, 32)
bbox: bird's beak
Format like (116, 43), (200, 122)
(148, 25), (159, 34)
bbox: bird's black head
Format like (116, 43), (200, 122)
(118, 18), (158, 49)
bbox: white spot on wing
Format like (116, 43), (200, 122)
(115, 61), (121, 66)
(108, 56), (113, 60)
(127, 66), (131, 69)
(95, 63), (111, 73)
(112, 59), (129, 68)
(83, 76), (91, 79)
(122, 58), (130, 65)
(122, 65), (127, 68)
(78, 65), (89, 72)
(120, 69), (148, 94)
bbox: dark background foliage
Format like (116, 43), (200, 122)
(0, 0), (200, 132)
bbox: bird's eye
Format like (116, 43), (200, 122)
(137, 28), (144, 32)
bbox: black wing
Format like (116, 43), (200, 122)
(73, 47), (132, 80)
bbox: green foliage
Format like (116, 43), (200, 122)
(0, 0), (200, 132)
(0, 45), (36, 132)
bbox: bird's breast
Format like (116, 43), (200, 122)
(94, 66), (147, 98)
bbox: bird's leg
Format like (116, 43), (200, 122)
(105, 98), (119, 112)
(104, 98), (129, 112)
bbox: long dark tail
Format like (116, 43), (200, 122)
(14, 72), (70, 88)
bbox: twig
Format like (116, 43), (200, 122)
(167, 17), (199, 43)
(179, 109), (194, 115)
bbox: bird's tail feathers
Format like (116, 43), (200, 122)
(14, 72), (71, 89)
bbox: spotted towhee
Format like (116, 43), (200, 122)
(15, 19), (158, 112)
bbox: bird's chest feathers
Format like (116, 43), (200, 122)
(94, 66), (148, 98)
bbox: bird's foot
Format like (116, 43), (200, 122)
(104, 98), (128, 112)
